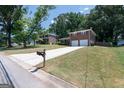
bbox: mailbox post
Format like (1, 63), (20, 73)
(36, 49), (46, 68)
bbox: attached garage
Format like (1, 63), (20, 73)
(79, 40), (88, 46)
(71, 40), (88, 46)
(69, 28), (96, 46)
(71, 40), (78, 46)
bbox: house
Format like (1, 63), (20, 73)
(117, 34), (124, 46)
(118, 40), (124, 46)
(38, 33), (57, 44)
(59, 37), (70, 45)
(69, 28), (96, 46)
(48, 33), (57, 45)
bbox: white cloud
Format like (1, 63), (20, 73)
(79, 7), (90, 14)
(79, 10), (84, 13)
(51, 20), (54, 24)
(84, 7), (89, 11)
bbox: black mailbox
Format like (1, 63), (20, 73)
(36, 49), (46, 68)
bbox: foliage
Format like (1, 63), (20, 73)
(86, 5), (124, 45)
(13, 5), (55, 48)
(31, 32), (39, 46)
(27, 5), (55, 38)
(13, 17), (31, 47)
(0, 5), (27, 47)
(1, 5), (124, 47)
(49, 12), (86, 38)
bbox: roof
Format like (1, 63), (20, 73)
(48, 33), (58, 37)
(69, 29), (96, 36)
(59, 37), (70, 40)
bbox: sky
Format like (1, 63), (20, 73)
(27, 5), (95, 29)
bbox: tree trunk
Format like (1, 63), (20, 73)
(7, 30), (12, 47)
(113, 35), (118, 46)
(7, 23), (12, 48)
(6, 33), (8, 46)
(34, 40), (36, 46)
(23, 40), (27, 48)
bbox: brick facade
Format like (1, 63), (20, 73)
(48, 35), (57, 44)
(69, 29), (96, 46)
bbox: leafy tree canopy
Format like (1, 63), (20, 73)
(86, 5), (124, 45)
(49, 12), (86, 38)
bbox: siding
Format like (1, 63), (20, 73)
(69, 30), (96, 46)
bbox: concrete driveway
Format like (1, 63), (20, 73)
(9, 47), (83, 69)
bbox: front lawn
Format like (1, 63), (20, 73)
(41, 46), (124, 88)
(0, 44), (66, 55)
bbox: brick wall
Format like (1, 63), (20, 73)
(69, 30), (96, 46)
(48, 36), (57, 44)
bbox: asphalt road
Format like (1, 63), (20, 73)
(0, 54), (76, 88)
(0, 61), (13, 88)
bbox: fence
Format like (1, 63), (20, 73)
(95, 42), (112, 47)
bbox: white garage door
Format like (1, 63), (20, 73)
(71, 40), (78, 46)
(80, 40), (88, 46)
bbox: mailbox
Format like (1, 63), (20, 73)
(36, 49), (46, 68)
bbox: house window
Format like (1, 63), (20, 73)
(81, 32), (84, 35)
(85, 31), (88, 35)
(85, 32), (87, 35)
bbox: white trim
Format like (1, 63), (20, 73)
(69, 29), (96, 36)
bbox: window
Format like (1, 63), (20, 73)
(81, 32), (84, 35)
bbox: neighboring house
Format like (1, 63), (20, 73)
(59, 37), (70, 45)
(11, 42), (18, 47)
(48, 33), (57, 45)
(38, 33), (57, 44)
(69, 28), (96, 46)
(117, 34), (124, 46)
(117, 40), (124, 46)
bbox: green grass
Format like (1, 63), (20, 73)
(41, 46), (124, 88)
(114, 47), (124, 64)
(0, 44), (66, 55)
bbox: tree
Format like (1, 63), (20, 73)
(31, 32), (39, 46)
(0, 28), (7, 46)
(13, 17), (30, 48)
(49, 12), (86, 38)
(86, 5), (124, 45)
(13, 5), (55, 48)
(27, 5), (55, 40)
(0, 5), (26, 47)
(14, 31), (28, 48)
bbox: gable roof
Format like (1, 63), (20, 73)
(48, 33), (58, 37)
(69, 29), (96, 36)
(59, 37), (70, 40)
